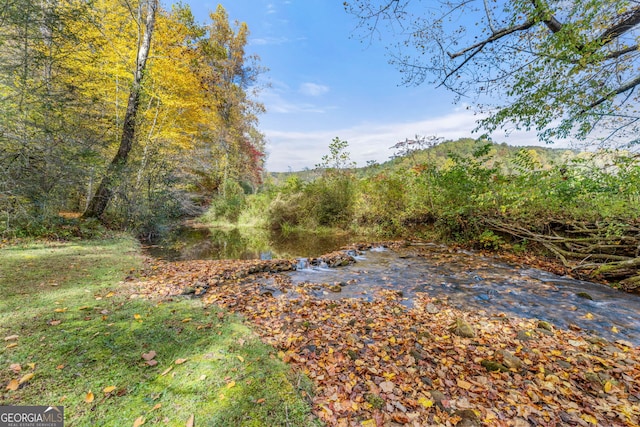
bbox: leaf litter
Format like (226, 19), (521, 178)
(133, 244), (640, 426)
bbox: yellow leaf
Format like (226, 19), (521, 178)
(583, 313), (594, 320)
(6, 379), (19, 391)
(611, 326), (619, 333)
(174, 358), (188, 365)
(134, 314), (142, 320)
(6, 342), (18, 349)
(26, 363), (35, 370)
(382, 372), (396, 380)
(186, 414), (195, 427)
(361, 419), (376, 427)
(19, 373), (34, 384)
(55, 308), (67, 313)
(182, 318), (192, 323)
(133, 416), (145, 427)
(604, 381), (612, 393)
(103, 385), (117, 394)
(418, 397), (434, 408)
(85, 391), (95, 403)
(78, 306), (91, 310)
(105, 292), (115, 298)
(581, 414), (598, 425)
(227, 381), (236, 389)
(236, 355), (244, 362)
(256, 398), (265, 404)
(388, 336), (397, 344)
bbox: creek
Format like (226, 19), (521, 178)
(146, 227), (640, 346)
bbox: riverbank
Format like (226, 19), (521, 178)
(0, 236), (318, 426)
(135, 242), (640, 426)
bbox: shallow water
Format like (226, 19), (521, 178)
(289, 244), (640, 346)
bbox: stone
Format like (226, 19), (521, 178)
(481, 359), (509, 373)
(516, 329), (536, 341)
(451, 318), (475, 338)
(537, 320), (553, 331)
(425, 303), (440, 314)
(328, 285), (342, 292)
(576, 291), (594, 300)
(499, 350), (523, 370)
(454, 409), (481, 427)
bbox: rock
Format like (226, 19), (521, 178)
(425, 303), (440, 314)
(499, 350), (523, 370)
(537, 320), (553, 331)
(328, 285), (342, 292)
(429, 390), (450, 412)
(576, 291), (594, 300)
(481, 359), (509, 373)
(451, 318), (475, 338)
(454, 409), (481, 427)
(516, 329), (536, 341)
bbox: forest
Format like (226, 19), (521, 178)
(1, 0), (265, 237)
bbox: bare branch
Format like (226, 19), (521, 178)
(597, 7), (640, 45)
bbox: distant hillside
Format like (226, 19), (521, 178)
(266, 138), (581, 185)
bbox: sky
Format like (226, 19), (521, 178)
(183, 0), (547, 172)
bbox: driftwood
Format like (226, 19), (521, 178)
(482, 217), (640, 291)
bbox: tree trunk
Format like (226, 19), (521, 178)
(83, 0), (158, 220)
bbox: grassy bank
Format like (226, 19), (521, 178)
(0, 237), (318, 426)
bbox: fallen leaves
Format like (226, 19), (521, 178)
(84, 391), (94, 403)
(131, 244), (640, 427)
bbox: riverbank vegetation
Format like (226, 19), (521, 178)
(203, 137), (640, 290)
(0, 237), (318, 426)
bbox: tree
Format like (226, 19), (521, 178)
(345, 0), (640, 148)
(83, 0), (158, 219)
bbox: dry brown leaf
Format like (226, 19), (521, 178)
(6, 379), (19, 391)
(9, 363), (21, 373)
(133, 416), (145, 427)
(174, 358), (188, 365)
(160, 366), (173, 376)
(4, 335), (19, 341)
(141, 351), (156, 361)
(145, 360), (158, 367)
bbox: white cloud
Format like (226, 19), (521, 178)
(299, 82), (330, 97)
(250, 36), (290, 46)
(263, 110), (565, 171)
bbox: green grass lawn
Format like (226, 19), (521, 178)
(0, 237), (319, 426)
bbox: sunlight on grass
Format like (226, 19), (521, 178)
(0, 237), (318, 426)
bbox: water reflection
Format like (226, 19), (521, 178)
(144, 226), (363, 261)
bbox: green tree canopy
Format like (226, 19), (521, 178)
(345, 0), (640, 148)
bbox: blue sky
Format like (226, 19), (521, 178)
(185, 0), (543, 171)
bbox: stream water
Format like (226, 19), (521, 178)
(147, 228), (640, 346)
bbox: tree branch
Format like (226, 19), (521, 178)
(448, 20), (535, 59)
(582, 73), (640, 113)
